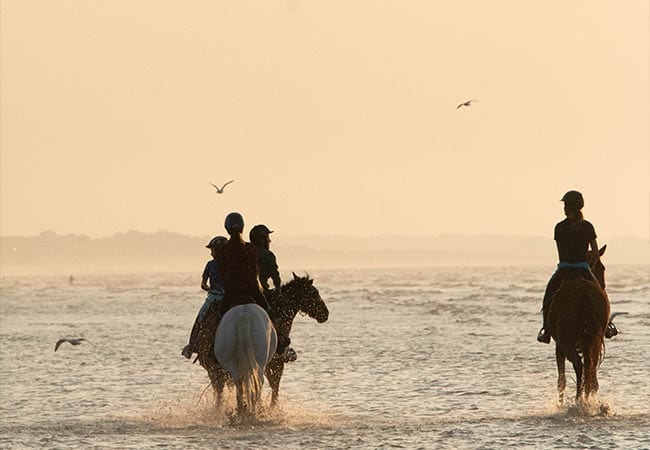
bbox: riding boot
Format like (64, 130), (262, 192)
(605, 321), (618, 339)
(283, 347), (298, 362)
(537, 303), (551, 344)
(276, 334), (291, 355)
(181, 345), (193, 359)
(182, 313), (203, 359)
(536, 327), (551, 344)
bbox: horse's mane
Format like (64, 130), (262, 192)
(280, 272), (312, 294)
(285, 272), (310, 284)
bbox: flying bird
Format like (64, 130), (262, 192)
(54, 337), (89, 352)
(210, 180), (234, 194)
(457, 100), (477, 109)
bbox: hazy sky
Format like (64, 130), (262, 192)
(1, 1), (648, 240)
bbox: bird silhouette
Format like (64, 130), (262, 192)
(210, 180), (234, 194)
(457, 100), (477, 109)
(54, 337), (89, 352)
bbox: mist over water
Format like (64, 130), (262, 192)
(1, 265), (648, 449)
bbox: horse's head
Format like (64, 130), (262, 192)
(285, 272), (329, 323)
(588, 244), (607, 290)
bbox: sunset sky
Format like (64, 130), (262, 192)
(1, 1), (648, 241)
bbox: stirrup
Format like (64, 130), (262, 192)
(181, 345), (193, 359)
(537, 328), (551, 344)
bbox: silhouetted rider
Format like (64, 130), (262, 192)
(249, 224), (282, 296)
(214, 212), (289, 354)
(537, 191), (618, 344)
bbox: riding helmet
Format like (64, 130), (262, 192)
(249, 224), (273, 245)
(206, 235), (227, 248)
(224, 212), (244, 233)
(560, 190), (584, 209)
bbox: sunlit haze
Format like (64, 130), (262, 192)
(1, 1), (648, 241)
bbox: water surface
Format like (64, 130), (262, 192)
(1, 265), (648, 448)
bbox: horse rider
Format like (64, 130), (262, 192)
(181, 235), (227, 359)
(249, 223), (293, 358)
(537, 190), (618, 343)
(249, 224), (282, 296)
(214, 212), (290, 354)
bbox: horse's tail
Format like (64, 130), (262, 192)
(235, 313), (262, 411)
(580, 281), (609, 398)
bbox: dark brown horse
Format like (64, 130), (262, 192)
(546, 245), (609, 403)
(196, 273), (328, 407)
(265, 272), (329, 406)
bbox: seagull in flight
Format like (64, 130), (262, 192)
(54, 337), (90, 352)
(457, 100), (477, 109)
(210, 180), (234, 194)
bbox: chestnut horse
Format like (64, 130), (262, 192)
(546, 245), (609, 403)
(196, 273), (328, 407)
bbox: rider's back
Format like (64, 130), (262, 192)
(214, 238), (259, 298)
(555, 218), (596, 264)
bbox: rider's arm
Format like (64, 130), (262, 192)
(271, 268), (281, 291)
(201, 276), (210, 292)
(268, 252), (281, 291)
(590, 239), (600, 263)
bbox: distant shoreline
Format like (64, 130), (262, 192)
(2, 231), (648, 275)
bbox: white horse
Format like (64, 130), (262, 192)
(214, 303), (277, 415)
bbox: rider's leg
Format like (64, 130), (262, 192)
(182, 311), (202, 359)
(538, 270), (564, 343)
(183, 293), (222, 359)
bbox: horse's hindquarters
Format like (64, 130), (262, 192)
(549, 279), (608, 400)
(550, 280), (608, 342)
(214, 304), (277, 367)
(213, 304), (278, 412)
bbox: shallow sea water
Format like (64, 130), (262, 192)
(1, 265), (648, 449)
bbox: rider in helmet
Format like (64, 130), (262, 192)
(249, 224), (293, 358)
(213, 212), (289, 354)
(215, 212), (269, 312)
(537, 191), (618, 343)
(249, 224), (282, 295)
(181, 235), (227, 359)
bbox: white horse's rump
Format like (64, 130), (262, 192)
(214, 304), (277, 414)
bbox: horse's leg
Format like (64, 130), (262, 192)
(569, 350), (584, 402)
(555, 345), (566, 404)
(265, 358), (284, 408)
(202, 356), (224, 408)
(583, 353), (594, 399)
(583, 344), (600, 399)
(214, 369), (226, 408)
(235, 380), (245, 416)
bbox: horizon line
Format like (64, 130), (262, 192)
(1, 229), (648, 241)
